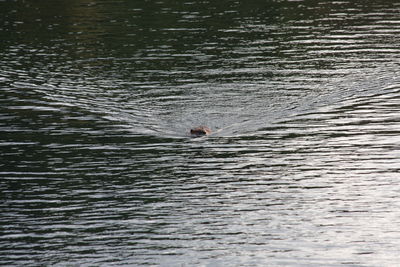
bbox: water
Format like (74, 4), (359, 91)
(1, 0), (400, 266)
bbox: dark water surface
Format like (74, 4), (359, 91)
(1, 0), (400, 266)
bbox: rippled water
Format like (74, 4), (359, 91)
(1, 0), (400, 266)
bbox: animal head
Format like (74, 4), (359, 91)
(190, 126), (211, 137)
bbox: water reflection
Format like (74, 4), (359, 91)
(1, 0), (400, 266)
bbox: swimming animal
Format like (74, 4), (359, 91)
(190, 126), (211, 137)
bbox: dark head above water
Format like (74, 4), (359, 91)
(190, 126), (211, 137)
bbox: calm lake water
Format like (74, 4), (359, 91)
(1, 0), (400, 266)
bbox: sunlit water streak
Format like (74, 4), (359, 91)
(1, 0), (400, 266)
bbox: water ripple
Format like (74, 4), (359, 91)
(2, 0), (400, 266)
